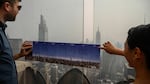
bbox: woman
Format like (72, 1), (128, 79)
(101, 24), (150, 84)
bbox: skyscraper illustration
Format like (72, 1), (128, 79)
(39, 15), (48, 41)
(95, 26), (100, 44)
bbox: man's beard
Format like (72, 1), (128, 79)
(5, 13), (16, 21)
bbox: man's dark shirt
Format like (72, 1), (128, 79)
(0, 22), (18, 84)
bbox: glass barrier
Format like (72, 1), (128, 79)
(6, 0), (150, 84)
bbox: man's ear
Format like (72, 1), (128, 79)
(3, 2), (11, 12)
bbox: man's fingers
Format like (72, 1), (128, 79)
(23, 48), (32, 55)
(22, 46), (32, 50)
(22, 41), (32, 46)
(23, 43), (32, 47)
(26, 49), (32, 54)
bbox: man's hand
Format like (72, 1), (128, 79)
(14, 41), (32, 60)
(20, 41), (32, 56)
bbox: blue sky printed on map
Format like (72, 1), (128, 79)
(32, 41), (100, 63)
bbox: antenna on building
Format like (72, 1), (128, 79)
(144, 13), (146, 24)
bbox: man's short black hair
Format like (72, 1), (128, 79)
(127, 24), (150, 69)
(0, 0), (21, 7)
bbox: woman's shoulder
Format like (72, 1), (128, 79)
(116, 79), (134, 84)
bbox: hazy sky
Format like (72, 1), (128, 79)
(6, 0), (83, 43)
(6, 0), (150, 44)
(94, 0), (150, 44)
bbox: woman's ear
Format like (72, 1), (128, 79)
(133, 47), (144, 61)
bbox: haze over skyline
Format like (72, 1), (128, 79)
(6, 0), (150, 44)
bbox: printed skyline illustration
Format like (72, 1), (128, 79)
(26, 41), (100, 68)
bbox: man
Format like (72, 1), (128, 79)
(102, 24), (150, 84)
(0, 0), (32, 84)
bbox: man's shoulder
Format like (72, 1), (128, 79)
(0, 27), (3, 31)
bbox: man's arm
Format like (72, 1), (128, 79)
(14, 41), (32, 60)
(101, 41), (124, 56)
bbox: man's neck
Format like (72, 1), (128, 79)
(0, 11), (6, 23)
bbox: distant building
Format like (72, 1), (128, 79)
(9, 38), (22, 55)
(50, 64), (58, 84)
(85, 38), (89, 43)
(95, 26), (100, 44)
(39, 15), (48, 41)
(124, 63), (135, 80)
(16, 61), (46, 84)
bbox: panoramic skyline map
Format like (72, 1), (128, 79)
(27, 41), (100, 68)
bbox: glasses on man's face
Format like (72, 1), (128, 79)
(18, 5), (22, 10)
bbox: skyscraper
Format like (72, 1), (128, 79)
(39, 15), (48, 41)
(95, 26), (100, 44)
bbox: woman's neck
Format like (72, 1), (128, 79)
(134, 68), (150, 84)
